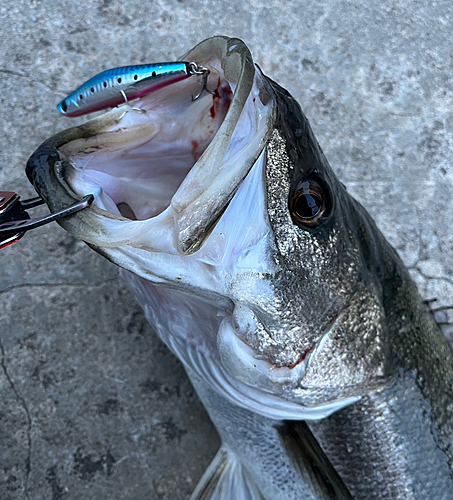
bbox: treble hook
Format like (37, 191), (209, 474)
(119, 89), (147, 118)
(188, 62), (216, 101)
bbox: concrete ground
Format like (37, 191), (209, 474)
(1, 0), (452, 498)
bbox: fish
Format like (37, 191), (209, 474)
(26, 36), (453, 499)
(57, 61), (210, 117)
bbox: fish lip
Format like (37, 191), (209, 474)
(26, 143), (80, 213)
(27, 36), (276, 253)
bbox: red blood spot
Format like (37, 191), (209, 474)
(287, 345), (315, 369)
(210, 105), (216, 119)
(253, 97), (256, 103)
(191, 140), (199, 161)
(225, 85), (233, 97)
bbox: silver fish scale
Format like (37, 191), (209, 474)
(309, 371), (453, 499)
(241, 130), (360, 369)
(189, 370), (343, 500)
(262, 130), (389, 403)
(298, 283), (389, 405)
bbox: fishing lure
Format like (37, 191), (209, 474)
(57, 61), (211, 117)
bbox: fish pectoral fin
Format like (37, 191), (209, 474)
(277, 421), (353, 500)
(190, 446), (265, 500)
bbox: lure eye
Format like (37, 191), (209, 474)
(61, 100), (68, 113)
(290, 178), (331, 229)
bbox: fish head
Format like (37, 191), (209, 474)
(28, 36), (392, 420)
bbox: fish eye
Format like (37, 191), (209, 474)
(290, 177), (332, 229)
(61, 100), (68, 113)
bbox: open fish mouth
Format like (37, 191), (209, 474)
(27, 37), (365, 419)
(27, 37), (274, 256)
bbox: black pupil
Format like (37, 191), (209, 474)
(61, 101), (67, 112)
(295, 193), (322, 219)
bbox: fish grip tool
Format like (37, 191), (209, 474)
(0, 191), (93, 249)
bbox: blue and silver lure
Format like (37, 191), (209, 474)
(57, 62), (210, 117)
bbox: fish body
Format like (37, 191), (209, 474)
(57, 62), (194, 117)
(27, 37), (453, 499)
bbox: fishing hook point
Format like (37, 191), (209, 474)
(119, 89), (146, 115)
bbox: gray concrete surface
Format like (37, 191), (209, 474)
(1, 0), (453, 498)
